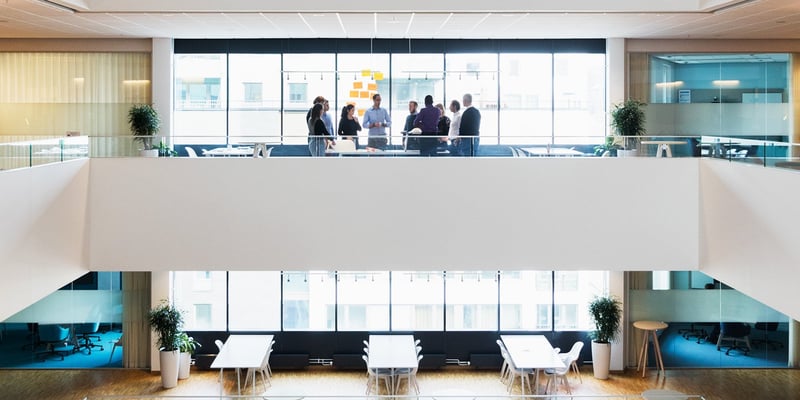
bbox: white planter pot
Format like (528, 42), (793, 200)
(140, 149), (159, 157)
(617, 149), (638, 157)
(178, 352), (191, 379)
(591, 341), (611, 379)
(159, 350), (180, 388)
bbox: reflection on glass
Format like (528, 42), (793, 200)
(391, 54), (444, 145)
(282, 54), (335, 144)
(228, 271), (281, 331)
(337, 54), (390, 140)
(174, 54), (228, 145)
(282, 271), (335, 331)
(446, 53), (498, 143)
(445, 271), (498, 331)
(553, 54), (606, 145)
(498, 54), (552, 145)
(228, 54), (282, 143)
(173, 271), (227, 330)
(392, 271), (444, 331)
(337, 271), (389, 331)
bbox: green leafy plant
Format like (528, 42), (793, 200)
(148, 300), (184, 352)
(155, 140), (177, 157)
(610, 99), (646, 149)
(177, 332), (201, 354)
(594, 136), (623, 157)
(128, 104), (161, 150)
(588, 295), (622, 344)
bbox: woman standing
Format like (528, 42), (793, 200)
(337, 104), (362, 147)
(308, 103), (333, 156)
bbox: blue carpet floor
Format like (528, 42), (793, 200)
(0, 323), (123, 368)
(652, 323), (788, 368)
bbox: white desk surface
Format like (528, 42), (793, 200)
(520, 147), (585, 157)
(367, 335), (418, 369)
(204, 147), (253, 157)
(211, 334), (274, 369)
(326, 149), (421, 156)
(500, 335), (565, 370)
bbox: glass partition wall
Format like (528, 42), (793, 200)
(628, 271), (790, 368)
(629, 52), (791, 161)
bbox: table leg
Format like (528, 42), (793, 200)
(640, 329), (650, 377)
(652, 330), (666, 375)
(218, 368), (223, 397)
(236, 367), (241, 394)
(657, 145), (664, 158)
(664, 144), (673, 157)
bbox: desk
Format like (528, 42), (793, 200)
(326, 149), (421, 156)
(634, 321), (668, 377)
(520, 147), (585, 157)
(640, 141), (685, 158)
(368, 335), (418, 394)
(204, 147), (253, 157)
(501, 335), (564, 395)
(211, 334), (274, 395)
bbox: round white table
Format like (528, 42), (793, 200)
(634, 320), (668, 377)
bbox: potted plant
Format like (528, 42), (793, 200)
(128, 103), (161, 157)
(588, 295), (622, 379)
(594, 135), (623, 157)
(177, 332), (201, 380)
(148, 300), (184, 388)
(610, 99), (646, 157)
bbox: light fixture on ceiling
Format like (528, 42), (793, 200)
(712, 79), (740, 86)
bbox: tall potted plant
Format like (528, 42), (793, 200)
(588, 295), (622, 379)
(128, 103), (161, 157)
(148, 300), (184, 388)
(610, 99), (646, 157)
(177, 331), (201, 380)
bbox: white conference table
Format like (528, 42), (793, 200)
(204, 146), (254, 157)
(210, 334), (274, 395)
(368, 334), (418, 394)
(500, 335), (565, 395)
(520, 147), (585, 157)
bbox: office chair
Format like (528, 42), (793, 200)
(74, 322), (104, 354)
(185, 146), (199, 157)
(716, 322), (751, 355)
(109, 334), (123, 364)
(36, 324), (73, 361)
(752, 322), (783, 350)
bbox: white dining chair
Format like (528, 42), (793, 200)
(561, 341), (584, 383)
(362, 354), (393, 395)
(394, 353), (423, 394)
(543, 350), (578, 395)
(185, 146), (198, 157)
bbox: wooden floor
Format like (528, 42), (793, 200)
(0, 366), (799, 400)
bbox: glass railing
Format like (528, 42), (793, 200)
(3, 133), (800, 174)
(82, 395), (706, 400)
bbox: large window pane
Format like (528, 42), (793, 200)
(228, 271), (281, 331)
(283, 55), (335, 144)
(499, 271), (553, 330)
(173, 271), (227, 330)
(391, 271), (444, 331)
(337, 271), (389, 331)
(228, 54), (282, 144)
(391, 54), (444, 146)
(445, 271), (498, 331)
(553, 54), (606, 145)
(554, 271), (607, 331)
(445, 54), (498, 144)
(283, 271), (335, 331)
(174, 54), (227, 145)
(499, 54), (552, 145)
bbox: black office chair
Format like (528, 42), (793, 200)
(36, 324), (74, 361)
(74, 322), (104, 354)
(716, 322), (751, 355)
(752, 322), (783, 350)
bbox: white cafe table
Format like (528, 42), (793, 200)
(211, 334), (274, 395)
(501, 335), (565, 395)
(203, 146), (253, 157)
(368, 335), (418, 394)
(520, 147), (585, 157)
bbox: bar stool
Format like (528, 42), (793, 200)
(634, 320), (668, 377)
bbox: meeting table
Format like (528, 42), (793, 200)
(500, 335), (565, 395)
(367, 334), (419, 395)
(210, 334), (274, 395)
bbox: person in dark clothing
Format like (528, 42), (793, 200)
(403, 100), (419, 150)
(435, 103), (450, 152)
(455, 93), (481, 156)
(337, 104), (362, 147)
(413, 95), (441, 156)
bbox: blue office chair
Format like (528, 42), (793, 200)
(74, 322), (104, 354)
(716, 322), (751, 355)
(36, 324), (73, 361)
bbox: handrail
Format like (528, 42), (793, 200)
(82, 395), (706, 400)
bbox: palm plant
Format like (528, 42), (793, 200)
(588, 295), (622, 344)
(148, 300), (184, 352)
(610, 99), (646, 150)
(128, 104), (161, 150)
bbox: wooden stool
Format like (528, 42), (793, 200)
(634, 320), (668, 377)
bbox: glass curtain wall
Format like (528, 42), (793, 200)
(172, 40), (607, 147)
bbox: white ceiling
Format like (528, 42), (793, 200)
(0, 0), (799, 39)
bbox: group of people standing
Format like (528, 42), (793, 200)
(307, 93), (480, 157)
